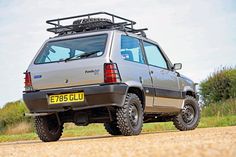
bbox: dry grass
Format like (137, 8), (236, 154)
(4, 121), (33, 135)
(64, 123), (78, 129)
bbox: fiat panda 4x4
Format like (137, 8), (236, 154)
(23, 12), (200, 142)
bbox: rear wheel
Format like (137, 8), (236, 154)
(35, 114), (63, 142)
(104, 121), (122, 135)
(116, 93), (144, 136)
(173, 96), (200, 131)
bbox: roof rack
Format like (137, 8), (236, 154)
(46, 12), (148, 37)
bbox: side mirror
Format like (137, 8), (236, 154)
(172, 63), (182, 70)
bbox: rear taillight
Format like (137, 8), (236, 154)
(24, 71), (32, 90)
(104, 63), (121, 83)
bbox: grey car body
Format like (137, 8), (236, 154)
(24, 30), (196, 113)
(23, 12), (199, 142)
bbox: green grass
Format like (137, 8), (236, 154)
(63, 122), (176, 138)
(0, 133), (37, 143)
(1, 115), (236, 143)
(201, 99), (236, 117)
(199, 115), (236, 128)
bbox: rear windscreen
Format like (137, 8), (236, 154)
(34, 34), (107, 64)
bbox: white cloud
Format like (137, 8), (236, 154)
(0, 0), (235, 106)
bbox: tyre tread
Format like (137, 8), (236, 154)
(35, 116), (63, 142)
(173, 96), (201, 131)
(116, 93), (144, 136)
(104, 121), (122, 135)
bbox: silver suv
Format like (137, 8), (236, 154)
(23, 12), (200, 142)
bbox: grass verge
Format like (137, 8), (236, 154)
(1, 115), (236, 143)
(201, 99), (236, 117)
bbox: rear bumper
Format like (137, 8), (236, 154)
(23, 84), (128, 113)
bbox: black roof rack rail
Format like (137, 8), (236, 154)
(46, 12), (148, 37)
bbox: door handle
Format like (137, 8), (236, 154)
(150, 70), (154, 74)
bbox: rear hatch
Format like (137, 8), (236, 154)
(27, 32), (112, 90)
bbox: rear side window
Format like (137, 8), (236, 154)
(143, 41), (168, 69)
(35, 34), (107, 64)
(120, 35), (145, 64)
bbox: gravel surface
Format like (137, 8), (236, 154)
(0, 126), (236, 157)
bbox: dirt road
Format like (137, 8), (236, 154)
(0, 126), (235, 157)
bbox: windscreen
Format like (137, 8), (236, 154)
(34, 34), (107, 64)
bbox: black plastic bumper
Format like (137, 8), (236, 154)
(23, 84), (128, 113)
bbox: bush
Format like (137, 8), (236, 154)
(200, 67), (236, 104)
(0, 101), (31, 132)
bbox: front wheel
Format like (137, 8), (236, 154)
(35, 114), (63, 142)
(116, 93), (144, 136)
(173, 96), (201, 131)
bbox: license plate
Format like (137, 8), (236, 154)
(48, 92), (84, 104)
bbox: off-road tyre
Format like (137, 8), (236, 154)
(116, 93), (144, 136)
(104, 121), (122, 135)
(35, 114), (63, 142)
(173, 96), (200, 131)
(73, 18), (113, 32)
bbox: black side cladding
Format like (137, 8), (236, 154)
(143, 87), (185, 99)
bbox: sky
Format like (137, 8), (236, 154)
(0, 0), (235, 107)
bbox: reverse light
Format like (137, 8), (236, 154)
(104, 63), (121, 83)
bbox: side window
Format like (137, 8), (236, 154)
(120, 35), (145, 64)
(143, 42), (168, 69)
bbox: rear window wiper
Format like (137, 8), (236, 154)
(64, 51), (100, 62)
